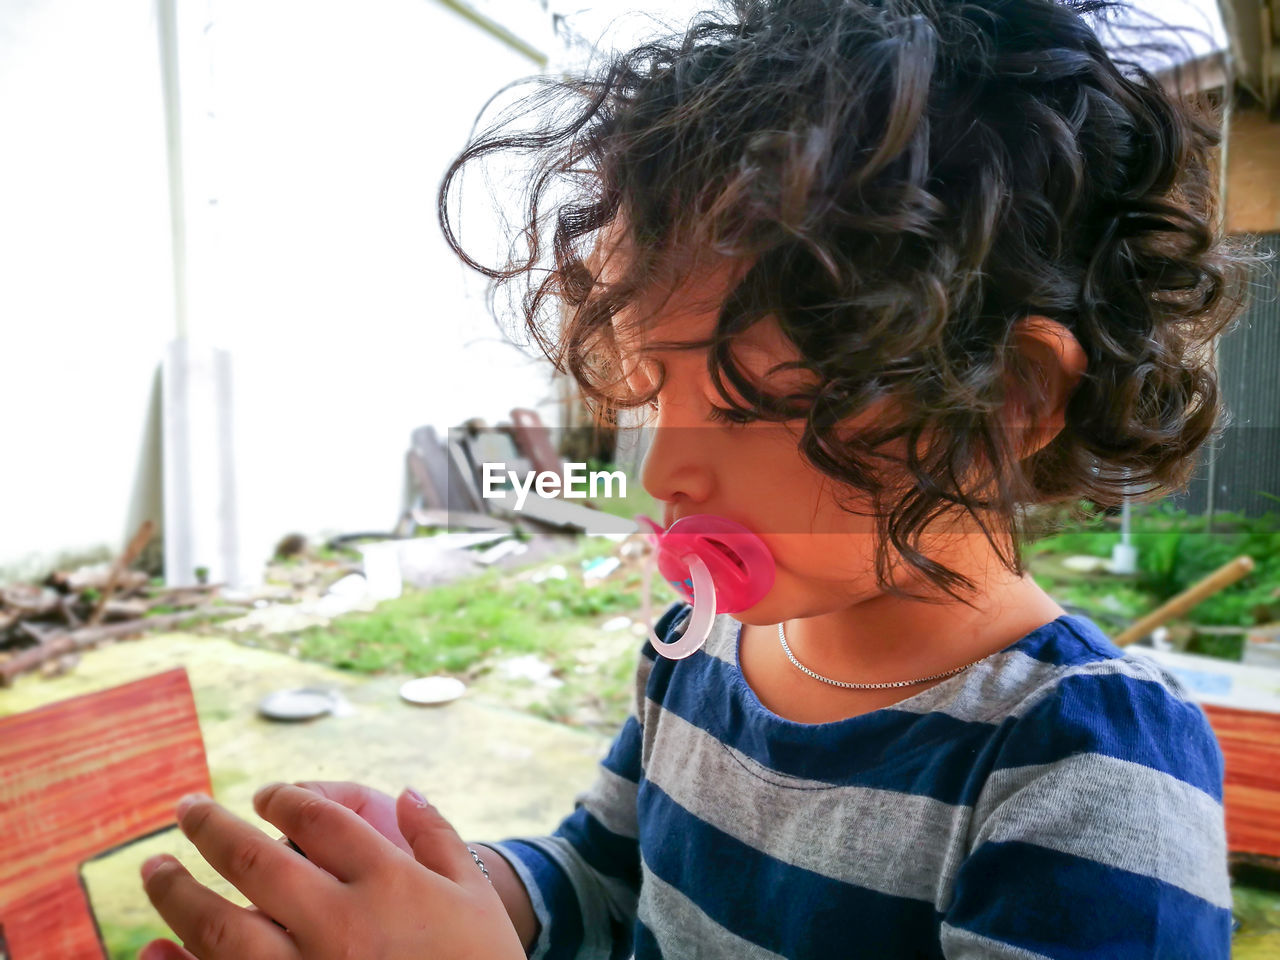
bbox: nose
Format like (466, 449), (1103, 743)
(639, 418), (715, 507)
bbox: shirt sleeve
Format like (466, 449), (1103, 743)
(939, 659), (1234, 959)
(482, 601), (684, 960)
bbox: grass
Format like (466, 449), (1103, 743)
(288, 566), (641, 675)
(1025, 501), (1280, 658)
(99, 920), (168, 960)
(245, 536), (666, 730)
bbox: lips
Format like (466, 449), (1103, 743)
(661, 514), (752, 574)
(702, 536), (747, 574)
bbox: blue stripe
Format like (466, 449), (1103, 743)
(637, 780), (945, 959)
(498, 839), (585, 960)
(633, 919), (661, 959)
(947, 840), (1231, 959)
(552, 805), (641, 886)
(601, 715), (643, 783)
(649, 647), (1003, 805)
(644, 615), (1219, 805)
(993, 671), (1224, 800)
(1007, 614), (1121, 666)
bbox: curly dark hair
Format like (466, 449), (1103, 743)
(439, 0), (1272, 602)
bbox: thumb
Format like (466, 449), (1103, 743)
(395, 787), (485, 888)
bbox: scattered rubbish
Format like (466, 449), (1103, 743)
(399, 675), (467, 706)
(582, 556), (621, 584)
(0, 522), (248, 685)
(1062, 555), (1112, 573)
(273, 533), (308, 560)
(487, 490), (639, 535)
(312, 591), (380, 620)
(475, 539), (528, 566)
(531, 564), (568, 584)
(600, 616), (632, 632)
(1108, 542), (1138, 575)
(327, 573), (372, 597)
(258, 688), (339, 722)
(497, 654), (564, 688)
(1150, 625), (1173, 652)
(220, 605), (334, 635)
(398, 532), (511, 589)
(619, 539), (649, 559)
(358, 542), (403, 601)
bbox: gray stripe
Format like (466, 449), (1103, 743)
(502, 835), (639, 958)
(645, 707), (967, 904)
(637, 865), (788, 960)
(484, 840), (557, 960)
(939, 923), (1056, 959)
(973, 754), (1231, 909)
(701, 611), (739, 666)
(702, 614), (1202, 726)
(633, 642), (656, 718)
(576, 765), (639, 840)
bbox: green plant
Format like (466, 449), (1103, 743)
(1026, 501), (1280, 658)
(278, 541), (643, 677)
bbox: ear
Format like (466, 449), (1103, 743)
(1004, 315), (1087, 459)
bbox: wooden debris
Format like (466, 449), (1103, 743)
(0, 521), (243, 685)
(87, 520), (155, 627)
(0, 606), (248, 687)
(45, 567), (150, 595)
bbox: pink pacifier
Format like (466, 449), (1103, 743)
(636, 514), (776, 659)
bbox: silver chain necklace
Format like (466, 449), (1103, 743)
(776, 622), (990, 690)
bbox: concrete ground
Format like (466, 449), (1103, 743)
(0, 629), (613, 952)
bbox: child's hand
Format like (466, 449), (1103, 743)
(291, 780), (413, 855)
(138, 783), (526, 960)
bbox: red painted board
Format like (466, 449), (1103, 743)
(1202, 702), (1280, 860)
(0, 668), (211, 959)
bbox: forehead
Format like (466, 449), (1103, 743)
(601, 249), (799, 372)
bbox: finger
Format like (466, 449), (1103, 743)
(292, 780), (412, 854)
(174, 794), (335, 930)
(141, 854), (298, 960)
(138, 938), (198, 960)
(253, 782), (401, 881)
(291, 780), (370, 808)
(395, 788), (486, 890)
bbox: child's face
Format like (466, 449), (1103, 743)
(616, 261), (959, 624)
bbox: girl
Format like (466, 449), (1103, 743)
(140, 0), (1270, 957)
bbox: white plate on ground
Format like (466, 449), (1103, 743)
(399, 676), (467, 706)
(258, 688), (337, 722)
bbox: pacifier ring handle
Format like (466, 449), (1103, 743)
(643, 551), (717, 660)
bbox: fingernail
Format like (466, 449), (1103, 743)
(175, 793), (208, 818)
(140, 854), (172, 881)
(405, 786), (429, 808)
(254, 781), (285, 801)
(176, 792), (209, 816)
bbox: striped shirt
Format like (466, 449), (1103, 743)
(487, 602), (1231, 959)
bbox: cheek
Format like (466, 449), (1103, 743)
(765, 531), (880, 584)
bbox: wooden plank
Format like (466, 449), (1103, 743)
(1202, 702), (1280, 860)
(410, 426), (453, 511)
(0, 669), (212, 959)
(509, 408), (562, 477)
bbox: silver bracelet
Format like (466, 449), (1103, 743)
(466, 845), (493, 884)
